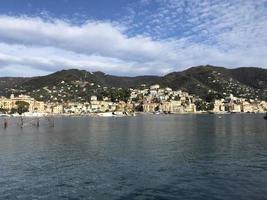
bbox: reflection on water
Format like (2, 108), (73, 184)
(0, 114), (267, 200)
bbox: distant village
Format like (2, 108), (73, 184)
(0, 84), (267, 116)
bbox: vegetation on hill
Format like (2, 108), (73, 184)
(0, 65), (266, 102)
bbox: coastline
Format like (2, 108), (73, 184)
(1, 111), (266, 118)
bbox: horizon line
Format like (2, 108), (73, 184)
(0, 65), (265, 78)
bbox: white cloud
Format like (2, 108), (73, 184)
(0, 42), (174, 76)
(0, 15), (177, 63)
(0, 0), (267, 78)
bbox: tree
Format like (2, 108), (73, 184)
(15, 101), (30, 114)
(110, 89), (130, 102)
(206, 102), (214, 111)
(154, 105), (160, 111)
(135, 103), (144, 112)
(195, 100), (207, 111)
(205, 92), (223, 103)
(10, 108), (17, 114)
(0, 107), (7, 114)
(151, 97), (161, 103)
(174, 96), (181, 101)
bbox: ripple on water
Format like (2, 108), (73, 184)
(0, 114), (267, 200)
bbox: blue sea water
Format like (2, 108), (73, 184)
(0, 114), (267, 200)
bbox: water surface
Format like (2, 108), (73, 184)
(0, 114), (267, 200)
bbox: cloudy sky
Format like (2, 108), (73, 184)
(0, 0), (266, 77)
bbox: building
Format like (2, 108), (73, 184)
(150, 84), (160, 90)
(213, 100), (225, 112)
(52, 104), (63, 114)
(0, 94), (45, 113)
(143, 103), (159, 112)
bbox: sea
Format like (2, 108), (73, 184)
(0, 114), (267, 200)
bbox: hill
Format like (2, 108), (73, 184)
(162, 65), (267, 100)
(0, 65), (266, 102)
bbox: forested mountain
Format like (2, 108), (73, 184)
(0, 65), (266, 102)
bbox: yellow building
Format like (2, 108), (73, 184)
(213, 100), (225, 113)
(0, 94), (45, 113)
(52, 104), (64, 114)
(143, 103), (159, 112)
(0, 97), (14, 110)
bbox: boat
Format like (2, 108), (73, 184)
(264, 112), (267, 120)
(22, 112), (47, 117)
(96, 111), (136, 117)
(11, 113), (21, 117)
(97, 112), (117, 117)
(153, 111), (161, 115)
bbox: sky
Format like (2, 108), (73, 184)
(0, 0), (266, 77)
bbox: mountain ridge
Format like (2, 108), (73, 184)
(0, 65), (266, 101)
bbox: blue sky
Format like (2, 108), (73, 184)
(0, 0), (266, 76)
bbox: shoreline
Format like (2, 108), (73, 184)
(0, 111), (266, 118)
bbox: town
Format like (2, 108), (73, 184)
(0, 84), (267, 117)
